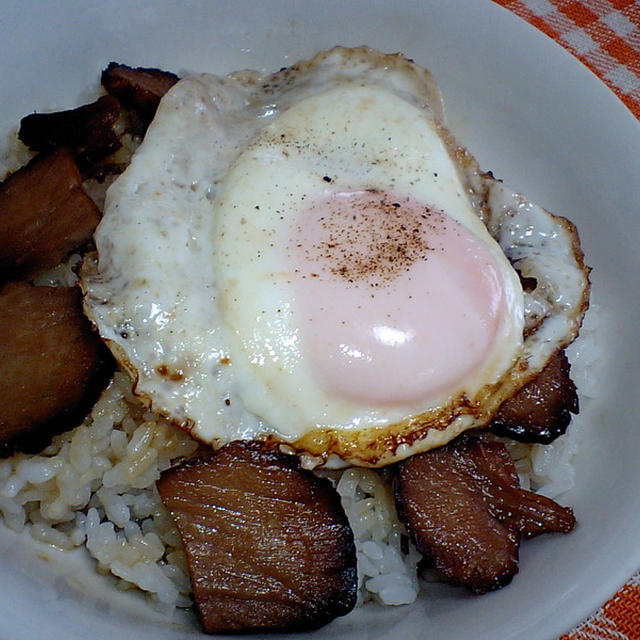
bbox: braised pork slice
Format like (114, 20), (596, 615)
(157, 441), (357, 634)
(395, 437), (519, 593)
(461, 438), (576, 538)
(0, 282), (114, 455)
(394, 436), (575, 594)
(19, 95), (121, 172)
(490, 350), (579, 444)
(101, 62), (179, 122)
(0, 149), (101, 282)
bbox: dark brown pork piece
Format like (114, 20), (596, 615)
(157, 441), (357, 634)
(0, 282), (114, 455)
(490, 350), (579, 444)
(101, 62), (179, 123)
(19, 95), (121, 172)
(460, 437), (576, 539)
(394, 435), (575, 594)
(395, 437), (519, 593)
(0, 148), (101, 282)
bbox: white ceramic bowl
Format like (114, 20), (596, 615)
(1, 2), (639, 639)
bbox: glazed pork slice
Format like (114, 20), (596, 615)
(101, 62), (179, 123)
(19, 95), (121, 172)
(0, 282), (114, 455)
(461, 437), (576, 538)
(0, 148), (101, 282)
(157, 441), (357, 634)
(489, 349), (579, 444)
(395, 436), (519, 593)
(394, 435), (575, 594)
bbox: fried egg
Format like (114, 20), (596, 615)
(81, 47), (589, 467)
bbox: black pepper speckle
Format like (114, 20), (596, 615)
(293, 190), (445, 288)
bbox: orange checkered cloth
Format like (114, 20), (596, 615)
(494, 0), (640, 119)
(492, 3), (640, 638)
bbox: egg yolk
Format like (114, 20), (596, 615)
(288, 190), (505, 406)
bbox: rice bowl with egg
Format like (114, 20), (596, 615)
(0, 44), (594, 629)
(1, 2), (636, 636)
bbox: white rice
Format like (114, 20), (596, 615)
(0, 301), (596, 615)
(0, 363), (424, 611)
(336, 468), (421, 606)
(0, 373), (198, 612)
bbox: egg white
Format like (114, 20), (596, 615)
(81, 47), (589, 467)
